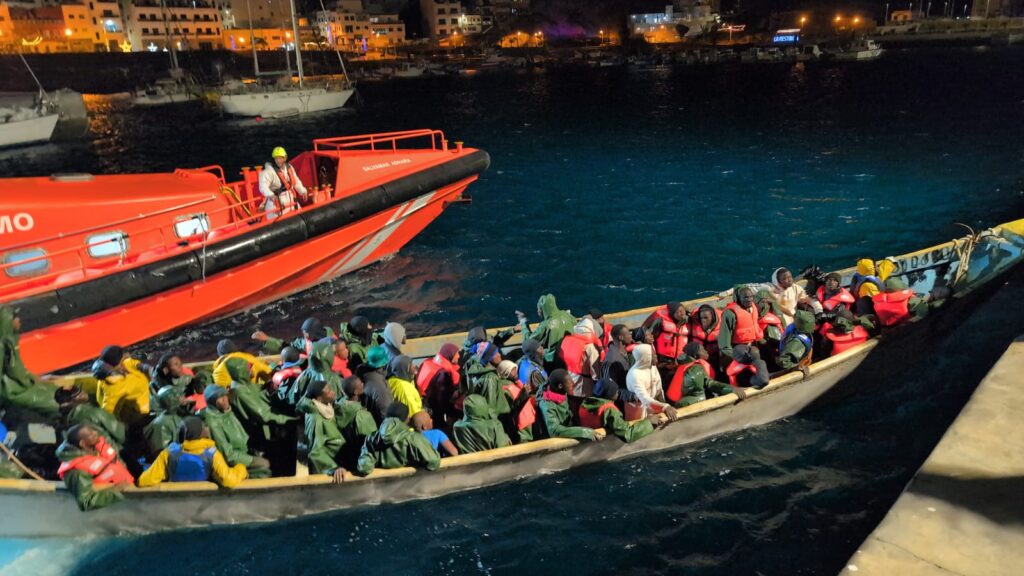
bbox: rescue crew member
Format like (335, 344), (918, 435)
(559, 318), (602, 397)
(578, 378), (659, 443)
(55, 423), (134, 511)
(537, 370), (606, 441)
(717, 285), (764, 366)
(665, 342), (745, 408)
(259, 146), (307, 220)
(453, 394), (511, 454)
(643, 301), (690, 369)
(777, 310), (816, 371)
(138, 416), (248, 488)
(355, 403), (441, 476)
(517, 294), (576, 366)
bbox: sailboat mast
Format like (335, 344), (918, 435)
(245, 0), (259, 76)
(159, 0), (179, 70)
(289, 0), (304, 87)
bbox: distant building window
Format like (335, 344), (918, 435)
(3, 249), (49, 278)
(86, 231), (128, 259)
(174, 214), (210, 238)
(142, 27), (149, 34)
(438, 18), (446, 24)
(439, 28), (446, 34)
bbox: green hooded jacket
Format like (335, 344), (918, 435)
(67, 403), (126, 450)
(453, 394), (511, 454)
(296, 396), (345, 474)
(143, 386), (190, 457)
(778, 310), (816, 370)
(336, 399), (377, 445)
(226, 358), (294, 441)
(200, 405), (253, 468)
(355, 417), (441, 476)
(580, 397), (654, 443)
(463, 359), (511, 417)
(262, 326), (336, 355)
(521, 294), (576, 363)
(293, 341), (342, 405)
(671, 354), (735, 407)
(0, 306), (59, 421)
(54, 441), (125, 511)
(337, 323), (382, 368)
(538, 393), (595, 441)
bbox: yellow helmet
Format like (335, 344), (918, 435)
(271, 146), (287, 158)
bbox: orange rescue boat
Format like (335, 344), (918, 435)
(0, 129), (489, 374)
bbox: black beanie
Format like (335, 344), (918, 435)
(280, 346), (302, 364)
(216, 339), (238, 356)
(683, 341), (702, 358)
(98, 345), (124, 366)
(588, 307), (604, 320)
(54, 384), (82, 405)
(349, 315), (370, 337)
(305, 379), (328, 399)
(302, 317), (326, 339)
(177, 416), (206, 442)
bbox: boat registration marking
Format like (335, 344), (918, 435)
(361, 158), (411, 172)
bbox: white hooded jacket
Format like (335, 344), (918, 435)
(566, 318), (601, 397)
(626, 344), (669, 416)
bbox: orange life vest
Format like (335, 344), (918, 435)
(826, 326), (870, 355)
(269, 365), (302, 394)
(872, 289), (914, 327)
(57, 437), (134, 486)
(598, 320), (611, 362)
(652, 305), (689, 360)
(503, 380), (537, 431)
(560, 333), (598, 375)
(816, 286), (856, 312)
(726, 302), (763, 345)
(758, 311), (783, 333)
(690, 308), (722, 353)
(665, 359), (715, 404)
(332, 356), (351, 378)
(726, 360), (758, 387)
(415, 354), (461, 396)
(623, 401), (646, 421)
(577, 401), (619, 429)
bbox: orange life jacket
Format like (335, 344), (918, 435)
(415, 354), (461, 396)
(665, 359), (715, 404)
(560, 333), (599, 375)
(598, 320), (611, 362)
(577, 401), (619, 429)
(57, 437), (134, 486)
(872, 289), (914, 327)
(623, 401), (646, 421)
(816, 286), (856, 312)
(269, 365), (302, 394)
(726, 360), (758, 387)
(502, 380), (537, 431)
(652, 305), (689, 360)
(332, 356), (351, 378)
(826, 326), (870, 355)
(726, 302), (763, 345)
(690, 308), (722, 353)
(758, 311), (783, 333)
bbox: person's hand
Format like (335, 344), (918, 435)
(663, 406), (678, 421)
(512, 323), (522, 333)
(649, 412), (669, 427)
(799, 365), (810, 378)
(591, 428), (607, 441)
(332, 468), (347, 484)
(732, 387), (747, 401)
(251, 330), (269, 342)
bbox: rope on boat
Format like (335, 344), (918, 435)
(220, 185), (252, 218)
(952, 223), (980, 290)
(0, 443), (46, 482)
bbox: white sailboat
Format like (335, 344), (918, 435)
(0, 56), (59, 148)
(131, 1), (201, 107)
(218, 0), (354, 117)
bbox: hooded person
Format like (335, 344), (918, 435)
(211, 339), (271, 388)
(292, 339), (343, 407)
(642, 301), (690, 368)
(55, 423), (134, 511)
(251, 316), (331, 355)
(355, 402), (441, 476)
(578, 378), (657, 443)
(625, 344), (677, 420)
(381, 322), (407, 363)
(496, 359), (537, 444)
(355, 346), (394, 424)
(336, 375), (379, 466)
(755, 289), (785, 343)
(536, 370), (605, 441)
(851, 258), (897, 315)
(516, 338), (548, 393)
(91, 345), (152, 426)
(777, 310), (816, 370)
(224, 356), (295, 443)
(666, 342), (744, 407)
(199, 384), (271, 478)
(461, 325), (518, 369)
(725, 345), (771, 389)
(517, 294), (576, 365)
(338, 315), (378, 371)
(56, 384), (127, 450)
(0, 305), (60, 422)
(717, 285), (764, 365)
(559, 317), (602, 397)
(138, 416), (248, 488)
(463, 343), (511, 417)
(770, 267), (814, 326)
(416, 343), (462, 430)
(144, 385), (192, 458)
(386, 355), (422, 418)
(268, 346), (304, 399)
(452, 394), (512, 454)
(295, 379), (349, 482)
(149, 353), (208, 399)
(689, 304), (723, 367)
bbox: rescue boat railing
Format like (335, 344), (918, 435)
(313, 129), (446, 154)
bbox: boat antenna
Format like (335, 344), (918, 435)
(17, 53), (49, 101)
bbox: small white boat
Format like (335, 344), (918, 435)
(219, 82), (354, 117)
(796, 44), (823, 62)
(132, 77), (199, 107)
(833, 39), (884, 61)
(393, 63), (426, 78)
(0, 106), (59, 148)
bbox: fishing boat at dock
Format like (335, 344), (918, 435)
(1, 217), (1022, 539)
(0, 129), (489, 375)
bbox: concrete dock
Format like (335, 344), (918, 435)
(841, 335), (1024, 576)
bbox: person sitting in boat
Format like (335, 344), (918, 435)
(0, 305), (60, 423)
(453, 394), (511, 454)
(517, 339), (548, 394)
(55, 384), (126, 451)
(354, 347), (394, 424)
(537, 370), (606, 442)
(559, 318), (602, 397)
(338, 315), (379, 372)
(355, 403), (441, 476)
(292, 339), (344, 407)
(815, 273), (856, 314)
(462, 325), (519, 369)
(412, 410), (458, 457)
(516, 294), (576, 367)
(777, 310), (816, 372)
(149, 353), (209, 410)
(871, 277), (948, 328)
(769, 267), (819, 326)
(144, 385), (193, 458)
(717, 285), (765, 369)
(724, 345), (771, 389)
(666, 342), (745, 408)
(259, 146), (307, 220)
(584, 308), (611, 356)
(386, 355), (423, 418)
(336, 376), (379, 466)
(55, 423), (134, 511)
(138, 417), (248, 489)
(642, 301), (690, 372)
(379, 322), (409, 365)
(851, 258), (896, 316)
(822, 315), (870, 357)
(625, 344), (678, 421)
(91, 346), (152, 427)
(601, 325), (631, 390)
(416, 343), (461, 431)
(252, 316), (331, 356)
(296, 379), (350, 484)
(690, 304), (723, 369)
(200, 385), (271, 479)
(267, 346), (303, 400)
(223, 355), (295, 447)
(463, 343), (512, 418)
(579, 378), (659, 443)
(495, 360), (536, 444)
(211, 339), (272, 388)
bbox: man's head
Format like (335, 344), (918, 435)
(668, 301), (687, 323)
(683, 341), (707, 361)
(66, 423), (100, 451)
(698, 305), (716, 329)
(301, 317), (326, 341)
(204, 385), (231, 412)
(439, 343), (460, 365)
(305, 379), (336, 404)
(366, 346), (389, 370)
(475, 342), (501, 366)
(216, 339), (238, 357)
(386, 401), (410, 423)
(775, 268), (794, 290)
(611, 324), (632, 346)
(736, 286), (756, 309)
(177, 416), (210, 443)
(411, 410), (432, 432)
(157, 354), (185, 378)
(825, 272), (842, 292)
(272, 146), (288, 168)
(547, 369), (571, 394)
(341, 375), (364, 400)
(334, 340), (349, 361)
(54, 384), (89, 413)
(521, 338), (544, 362)
(280, 346), (302, 366)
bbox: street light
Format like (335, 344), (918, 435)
(853, 16), (861, 24)
(800, 16), (807, 25)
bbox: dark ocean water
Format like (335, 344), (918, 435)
(1, 47), (1024, 575)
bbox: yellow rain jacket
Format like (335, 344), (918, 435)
(855, 258), (897, 299)
(212, 352), (271, 387)
(386, 376), (423, 417)
(96, 357), (151, 423)
(138, 437), (248, 488)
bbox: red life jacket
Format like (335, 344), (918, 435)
(726, 360), (758, 387)
(57, 437), (134, 486)
(560, 333), (598, 375)
(186, 393), (206, 412)
(872, 290), (914, 327)
(332, 356), (351, 378)
(826, 326), (870, 355)
(415, 354), (461, 396)
(577, 401), (619, 429)
(690, 308), (722, 353)
(269, 365), (302, 394)
(816, 286), (856, 312)
(726, 302), (763, 345)
(275, 163), (300, 195)
(758, 311), (783, 333)
(665, 359), (715, 404)
(502, 381), (537, 431)
(623, 401), (645, 421)
(652, 305), (689, 360)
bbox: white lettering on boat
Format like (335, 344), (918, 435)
(0, 213), (34, 234)
(361, 158), (412, 172)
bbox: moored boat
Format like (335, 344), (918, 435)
(0, 129), (489, 374)
(0, 107), (59, 148)
(1, 217), (1022, 538)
